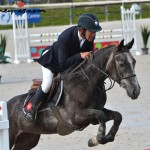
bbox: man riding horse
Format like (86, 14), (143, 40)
(24, 13), (102, 122)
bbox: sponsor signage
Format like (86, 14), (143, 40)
(0, 12), (12, 25)
(94, 41), (119, 49)
(14, 8), (41, 23)
(0, 8), (42, 25)
(30, 41), (119, 59)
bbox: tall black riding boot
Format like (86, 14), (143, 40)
(25, 86), (48, 122)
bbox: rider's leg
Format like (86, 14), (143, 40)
(41, 66), (54, 93)
(26, 66), (54, 122)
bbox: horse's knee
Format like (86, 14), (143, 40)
(114, 112), (122, 124)
(98, 111), (107, 123)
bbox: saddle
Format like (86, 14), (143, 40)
(31, 78), (58, 101)
(23, 76), (63, 114)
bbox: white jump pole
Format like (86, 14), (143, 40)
(0, 101), (9, 150)
(12, 12), (33, 64)
(121, 2), (138, 55)
(29, 29), (123, 44)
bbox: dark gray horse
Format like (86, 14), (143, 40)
(8, 39), (140, 150)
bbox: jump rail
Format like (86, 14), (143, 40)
(29, 29), (123, 43)
(0, 101), (9, 150)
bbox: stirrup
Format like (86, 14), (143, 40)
(24, 107), (38, 123)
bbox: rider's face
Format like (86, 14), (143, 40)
(85, 30), (96, 42)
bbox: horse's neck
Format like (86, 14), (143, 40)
(93, 47), (114, 72)
(64, 47), (114, 85)
(78, 47), (114, 84)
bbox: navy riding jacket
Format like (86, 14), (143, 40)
(37, 26), (94, 73)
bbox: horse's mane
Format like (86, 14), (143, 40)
(94, 45), (116, 56)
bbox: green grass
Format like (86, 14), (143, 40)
(0, 3), (150, 30)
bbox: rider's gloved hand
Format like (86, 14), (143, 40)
(80, 52), (91, 60)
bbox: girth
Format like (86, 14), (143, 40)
(50, 104), (79, 136)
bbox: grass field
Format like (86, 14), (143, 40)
(0, 3), (149, 30)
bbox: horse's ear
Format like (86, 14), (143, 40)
(125, 38), (134, 49)
(117, 39), (124, 52)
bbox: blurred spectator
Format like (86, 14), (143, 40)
(16, 0), (24, 7)
(7, 0), (13, 5)
(26, 0), (30, 4)
(0, 0), (4, 5)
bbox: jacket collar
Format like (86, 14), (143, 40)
(73, 27), (80, 50)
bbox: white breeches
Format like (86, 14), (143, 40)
(41, 49), (54, 93)
(41, 66), (54, 93)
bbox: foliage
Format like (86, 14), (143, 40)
(0, 34), (7, 55)
(0, 34), (10, 63)
(140, 26), (150, 48)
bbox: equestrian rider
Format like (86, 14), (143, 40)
(25, 13), (102, 122)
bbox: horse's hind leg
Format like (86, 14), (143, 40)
(12, 133), (40, 150)
(102, 108), (122, 143)
(9, 130), (18, 149)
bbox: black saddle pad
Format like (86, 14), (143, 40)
(23, 80), (63, 114)
(39, 80), (63, 111)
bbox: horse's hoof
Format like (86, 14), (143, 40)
(88, 137), (99, 147)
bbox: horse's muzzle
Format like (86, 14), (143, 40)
(127, 83), (141, 100)
(120, 80), (141, 100)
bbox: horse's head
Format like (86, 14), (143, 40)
(106, 38), (140, 99)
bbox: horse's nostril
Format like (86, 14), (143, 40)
(133, 89), (136, 96)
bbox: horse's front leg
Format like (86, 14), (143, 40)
(102, 108), (122, 143)
(73, 109), (107, 147)
(87, 108), (122, 146)
(88, 121), (107, 147)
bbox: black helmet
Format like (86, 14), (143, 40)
(78, 13), (102, 32)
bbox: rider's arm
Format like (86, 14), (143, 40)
(57, 37), (83, 73)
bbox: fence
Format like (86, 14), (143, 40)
(12, 5), (138, 63)
(30, 29), (122, 43)
(29, 29), (122, 58)
(0, 101), (9, 150)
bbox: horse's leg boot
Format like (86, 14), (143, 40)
(25, 86), (48, 122)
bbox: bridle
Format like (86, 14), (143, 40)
(112, 51), (136, 84)
(60, 50), (136, 92)
(88, 50), (136, 91)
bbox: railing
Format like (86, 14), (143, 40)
(0, 1), (150, 25)
(29, 29), (122, 44)
(0, 101), (9, 150)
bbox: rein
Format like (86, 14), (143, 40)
(81, 50), (116, 92)
(90, 63), (115, 92)
(59, 50), (116, 92)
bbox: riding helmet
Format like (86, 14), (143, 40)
(78, 13), (102, 32)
